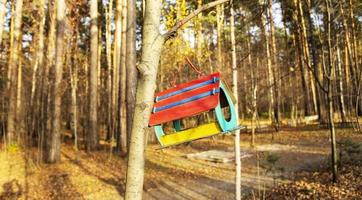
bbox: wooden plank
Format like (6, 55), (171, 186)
(159, 122), (221, 147)
(155, 72), (220, 98)
(149, 95), (219, 126)
(149, 73), (221, 126)
(154, 83), (219, 107)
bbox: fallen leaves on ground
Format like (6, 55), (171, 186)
(266, 164), (362, 200)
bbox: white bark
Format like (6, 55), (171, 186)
(120, 0), (128, 153)
(88, 0), (99, 151)
(230, 3), (241, 199)
(125, 0), (164, 199)
(6, 0), (23, 144)
(69, 54), (78, 150)
(216, 4), (224, 68)
(30, 0), (46, 107)
(47, 0), (66, 163)
(337, 46), (347, 122)
(125, 1), (231, 199)
(0, 0), (7, 46)
(113, 0), (121, 149)
(16, 50), (23, 138)
(105, 0), (113, 141)
(126, 0), (138, 140)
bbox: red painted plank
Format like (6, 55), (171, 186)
(154, 82), (219, 107)
(149, 94), (219, 126)
(155, 72), (220, 98)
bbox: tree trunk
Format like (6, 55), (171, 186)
(6, 3), (15, 90)
(16, 49), (24, 142)
(295, 30), (312, 116)
(119, 0), (128, 154)
(125, 1), (230, 198)
(326, 0), (338, 182)
(267, 0), (280, 126)
(87, 0), (99, 151)
(248, 33), (257, 147)
(339, 0), (357, 105)
(112, 0), (121, 152)
(126, 0), (138, 150)
(105, 0), (113, 141)
(0, 0), (7, 46)
(336, 46), (347, 123)
(39, 0), (56, 162)
(261, 14), (275, 125)
(30, 0), (46, 137)
(124, 0), (164, 198)
(69, 32), (78, 150)
(45, 0), (66, 163)
(196, 0), (203, 66)
(216, 4), (224, 69)
(317, 31), (329, 123)
(7, 0), (23, 145)
(305, 0), (326, 122)
(230, 3), (241, 199)
(340, 0), (359, 115)
(348, 0), (359, 103)
(30, 0), (45, 106)
(113, 0), (123, 153)
(298, 0), (317, 114)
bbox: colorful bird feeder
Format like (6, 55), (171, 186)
(149, 72), (239, 147)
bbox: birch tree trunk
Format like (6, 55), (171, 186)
(6, 0), (23, 145)
(6, 3), (15, 90)
(216, 5), (224, 69)
(306, 0), (325, 122)
(267, 0), (280, 126)
(16, 48), (23, 141)
(105, 0), (113, 141)
(70, 59), (78, 150)
(45, 0), (66, 163)
(248, 31), (256, 146)
(126, 0), (138, 145)
(336, 46), (347, 123)
(0, 0), (7, 46)
(87, 0), (99, 151)
(196, 0), (203, 66)
(298, 0), (317, 114)
(294, 29), (312, 117)
(348, 0), (358, 91)
(30, 0), (46, 137)
(326, 0), (338, 182)
(261, 14), (275, 125)
(120, 0), (128, 153)
(339, 0), (358, 115)
(230, 3), (240, 199)
(113, 0), (121, 150)
(40, 0), (56, 162)
(125, 1), (230, 199)
(69, 30), (79, 150)
(31, 0), (46, 106)
(125, 0), (164, 198)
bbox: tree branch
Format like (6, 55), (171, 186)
(163, 0), (230, 40)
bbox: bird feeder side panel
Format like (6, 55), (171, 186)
(149, 73), (221, 126)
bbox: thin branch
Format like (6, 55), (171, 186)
(163, 0), (230, 40)
(304, 58), (328, 94)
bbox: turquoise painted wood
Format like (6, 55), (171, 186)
(214, 82), (238, 132)
(173, 120), (181, 131)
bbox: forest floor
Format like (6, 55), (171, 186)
(0, 127), (362, 200)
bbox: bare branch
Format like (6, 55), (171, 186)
(163, 0), (230, 40)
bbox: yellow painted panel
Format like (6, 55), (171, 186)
(160, 122), (222, 147)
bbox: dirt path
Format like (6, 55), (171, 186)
(0, 129), (361, 199)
